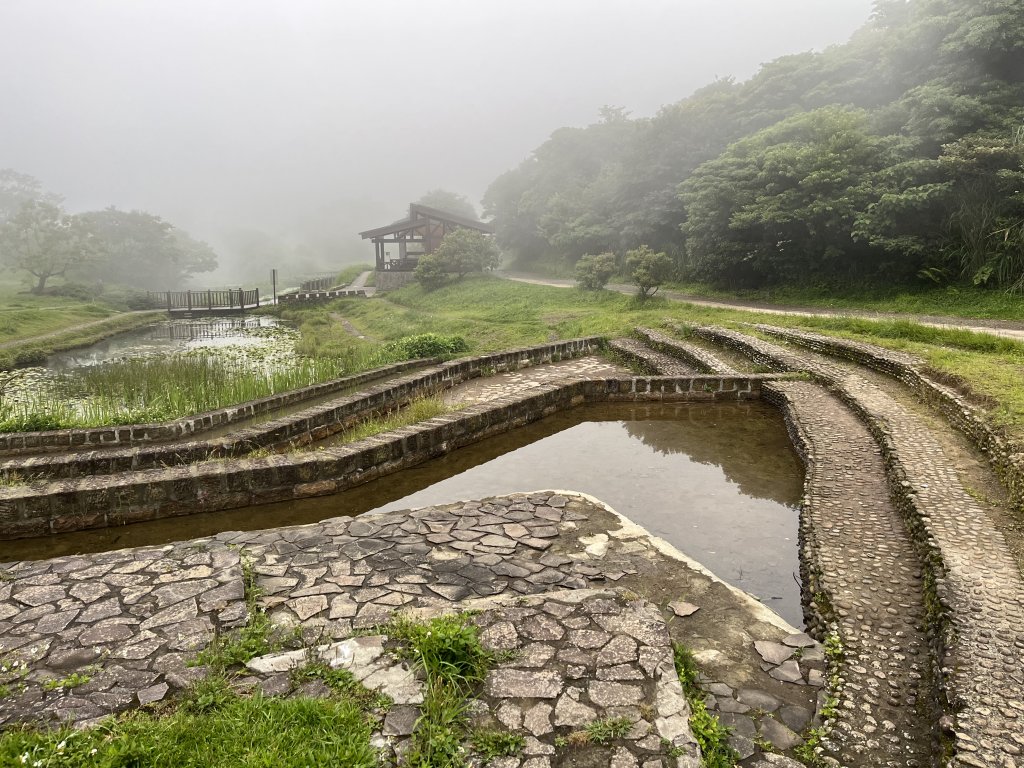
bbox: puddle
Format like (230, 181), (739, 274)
(1, 402), (806, 625)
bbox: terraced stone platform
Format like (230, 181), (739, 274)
(682, 324), (1024, 767)
(0, 491), (827, 765)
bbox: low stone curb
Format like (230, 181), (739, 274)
(633, 328), (741, 376)
(607, 339), (698, 376)
(0, 375), (772, 540)
(757, 324), (1024, 514)
(694, 325), (1024, 767)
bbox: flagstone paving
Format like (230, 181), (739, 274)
(0, 491), (826, 766)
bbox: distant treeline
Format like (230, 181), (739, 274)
(483, 0), (1024, 291)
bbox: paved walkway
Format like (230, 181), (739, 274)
(344, 270), (377, 297)
(442, 356), (628, 407)
(686, 325), (1024, 767)
(0, 492), (826, 766)
(500, 273), (1024, 342)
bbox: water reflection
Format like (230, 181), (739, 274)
(2, 402), (805, 625)
(46, 316), (286, 369)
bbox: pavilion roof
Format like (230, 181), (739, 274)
(359, 203), (494, 240)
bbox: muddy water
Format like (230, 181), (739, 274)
(1, 401), (805, 625)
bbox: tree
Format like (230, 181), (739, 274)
(416, 190), (478, 220)
(414, 228), (500, 289)
(0, 201), (98, 293)
(574, 252), (617, 290)
(626, 245), (673, 299)
(0, 169), (61, 225)
(82, 208), (217, 289)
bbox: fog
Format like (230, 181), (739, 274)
(0, 0), (874, 282)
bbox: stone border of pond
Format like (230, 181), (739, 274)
(2, 340), (608, 483)
(0, 373), (774, 540)
(0, 359), (433, 455)
(756, 324), (1024, 513)
(686, 324), (1024, 768)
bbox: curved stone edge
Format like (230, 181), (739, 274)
(757, 324), (1024, 514)
(0, 337), (605, 457)
(0, 375), (773, 540)
(693, 325), (1024, 766)
(635, 327), (742, 376)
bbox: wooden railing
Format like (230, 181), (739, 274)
(148, 288), (260, 312)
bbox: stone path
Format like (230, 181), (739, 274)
(0, 491), (825, 765)
(607, 339), (698, 376)
(443, 356), (628, 407)
(686, 325), (1024, 767)
(344, 269), (377, 297)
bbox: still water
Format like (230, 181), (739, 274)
(2, 402), (805, 624)
(45, 316), (285, 369)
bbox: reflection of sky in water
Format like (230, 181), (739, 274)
(371, 420), (803, 627)
(4, 404), (805, 627)
(46, 317), (287, 369)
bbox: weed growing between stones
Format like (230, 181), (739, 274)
(41, 672), (90, 692)
(584, 716), (632, 744)
(384, 613), (495, 768)
(191, 558), (278, 671)
(469, 728), (525, 761)
(795, 630), (843, 766)
(672, 642), (738, 768)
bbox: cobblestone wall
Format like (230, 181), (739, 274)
(0, 375), (771, 540)
(758, 325), (1024, 513)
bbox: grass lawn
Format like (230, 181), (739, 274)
(300, 276), (1024, 440)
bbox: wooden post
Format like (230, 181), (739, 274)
(255, 288), (260, 308)
(207, 289), (212, 310)
(186, 291), (192, 312)
(166, 292), (171, 311)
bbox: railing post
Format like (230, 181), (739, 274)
(207, 289), (212, 310)
(166, 292), (171, 311)
(254, 288), (259, 308)
(186, 291), (192, 312)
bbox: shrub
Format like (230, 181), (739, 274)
(374, 333), (469, 362)
(626, 245), (674, 299)
(574, 252), (617, 290)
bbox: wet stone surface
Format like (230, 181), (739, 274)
(442, 356), (629, 407)
(0, 490), (823, 766)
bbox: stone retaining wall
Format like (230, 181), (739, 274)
(635, 327), (741, 375)
(0, 359), (433, 456)
(6, 346), (591, 482)
(757, 325), (1024, 513)
(277, 289), (367, 303)
(0, 375), (772, 540)
(1, 339), (601, 482)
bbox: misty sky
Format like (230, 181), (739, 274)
(1, 0), (875, 272)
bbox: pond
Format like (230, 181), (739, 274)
(44, 316), (287, 370)
(1, 401), (807, 626)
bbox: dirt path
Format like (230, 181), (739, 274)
(500, 272), (1024, 342)
(343, 270), (376, 296)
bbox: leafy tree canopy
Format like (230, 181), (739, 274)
(483, 0), (1024, 291)
(0, 201), (99, 294)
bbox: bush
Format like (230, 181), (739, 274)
(574, 252), (617, 290)
(626, 245), (674, 299)
(374, 333), (469, 362)
(414, 253), (449, 290)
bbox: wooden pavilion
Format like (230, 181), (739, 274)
(359, 203), (494, 273)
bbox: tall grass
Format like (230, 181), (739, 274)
(0, 353), (354, 432)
